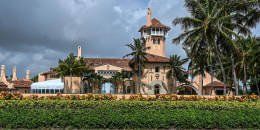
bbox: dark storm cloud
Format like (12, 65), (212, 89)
(0, 0), (259, 79)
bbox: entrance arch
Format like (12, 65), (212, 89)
(176, 84), (198, 95)
(148, 80), (167, 94)
(154, 85), (160, 95)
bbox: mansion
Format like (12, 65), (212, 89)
(37, 8), (234, 95)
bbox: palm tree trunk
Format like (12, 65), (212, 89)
(243, 63), (247, 94)
(201, 71), (204, 95)
(172, 76), (174, 94)
(175, 77), (177, 94)
(138, 57), (141, 94)
(62, 76), (64, 93)
(80, 75), (83, 94)
(70, 73), (73, 93)
(231, 54), (238, 95)
(210, 65), (213, 95)
(191, 65), (193, 91)
(198, 74), (201, 95)
(255, 75), (260, 96)
(213, 41), (227, 95)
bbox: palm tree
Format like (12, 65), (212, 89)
(166, 54), (189, 94)
(248, 36), (260, 96)
(123, 38), (151, 94)
(235, 36), (255, 94)
(75, 57), (93, 93)
(192, 51), (208, 95)
(114, 72), (130, 94)
(110, 72), (122, 94)
(172, 0), (250, 95)
(52, 53), (86, 93)
(83, 73), (104, 94)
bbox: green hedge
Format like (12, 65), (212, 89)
(0, 108), (259, 129)
(0, 100), (259, 110)
(0, 100), (259, 129)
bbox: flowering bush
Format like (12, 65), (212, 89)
(0, 91), (259, 101)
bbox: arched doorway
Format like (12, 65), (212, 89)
(126, 86), (131, 94)
(177, 85), (198, 95)
(148, 80), (168, 94)
(101, 82), (114, 94)
(154, 85), (160, 95)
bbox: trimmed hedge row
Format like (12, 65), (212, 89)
(0, 108), (259, 129)
(0, 100), (259, 110)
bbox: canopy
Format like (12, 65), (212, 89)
(31, 79), (64, 89)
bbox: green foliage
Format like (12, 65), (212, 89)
(0, 108), (259, 129)
(31, 75), (38, 82)
(0, 99), (259, 110)
(0, 96), (259, 129)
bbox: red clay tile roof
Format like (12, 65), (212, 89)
(84, 54), (170, 72)
(204, 81), (231, 87)
(0, 82), (7, 88)
(146, 54), (170, 63)
(41, 71), (58, 75)
(8, 79), (33, 88)
(138, 18), (171, 32)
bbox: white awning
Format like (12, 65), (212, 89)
(31, 79), (64, 89)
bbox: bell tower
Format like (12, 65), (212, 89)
(139, 8), (170, 57)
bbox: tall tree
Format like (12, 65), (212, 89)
(75, 57), (92, 93)
(248, 36), (260, 95)
(52, 53), (88, 93)
(123, 38), (151, 94)
(172, 0), (249, 95)
(83, 73), (104, 94)
(166, 54), (189, 94)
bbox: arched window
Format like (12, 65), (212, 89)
(154, 86), (160, 95)
(158, 39), (160, 44)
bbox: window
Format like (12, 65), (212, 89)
(158, 39), (160, 44)
(163, 66), (165, 72)
(155, 66), (160, 72)
(153, 39), (155, 44)
(151, 75), (152, 81)
(49, 74), (56, 78)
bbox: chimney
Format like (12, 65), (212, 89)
(78, 46), (82, 58)
(146, 7), (152, 26)
(26, 70), (30, 80)
(1, 65), (7, 82)
(12, 66), (17, 81)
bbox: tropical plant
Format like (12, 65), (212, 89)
(192, 50), (208, 95)
(123, 38), (151, 94)
(166, 54), (189, 94)
(83, 73), (104, 94)
(52, 53), (90, 93)
(248, 36), (260, 95)
(172, 0), (250, 95)
(235, 36), (255, 94)
(75, 57), (93, 93)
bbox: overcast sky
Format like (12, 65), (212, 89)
(0, 0), (259, 80)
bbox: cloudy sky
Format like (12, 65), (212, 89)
(0, 0), (259, 80)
